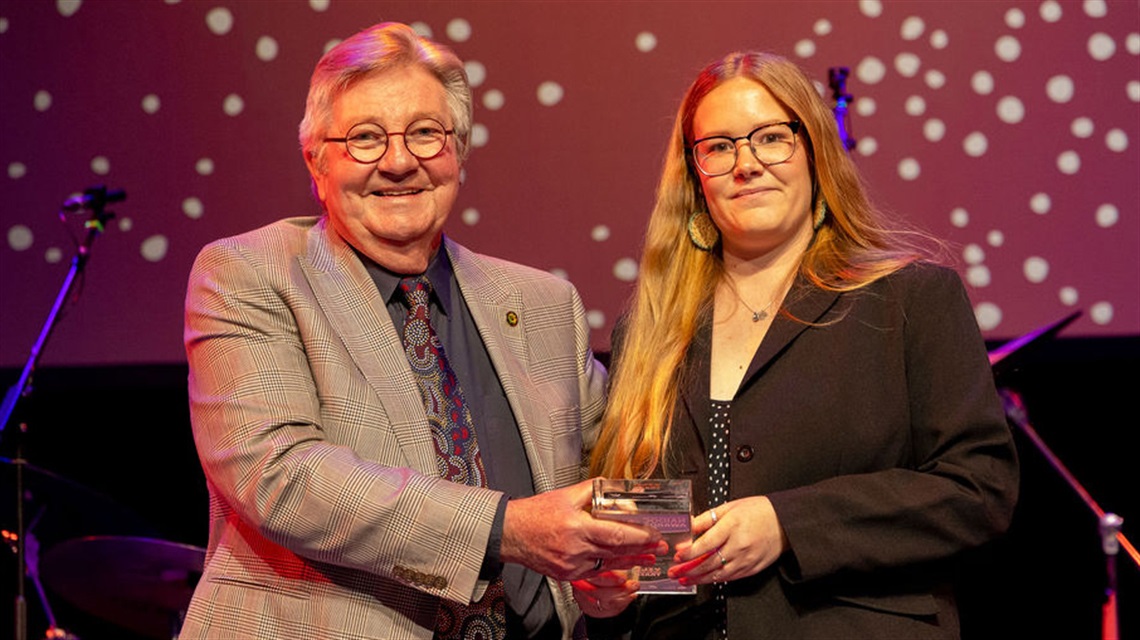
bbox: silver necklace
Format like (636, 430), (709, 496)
(730, 286), (777, 322)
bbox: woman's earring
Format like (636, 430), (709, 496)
(813, 197), (828, 231)
(688, 210), (720, 251)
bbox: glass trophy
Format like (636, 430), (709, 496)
(592, 478), (696, 595)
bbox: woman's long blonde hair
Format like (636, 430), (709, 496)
(590, 52), (944, 479)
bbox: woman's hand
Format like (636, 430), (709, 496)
(668, 496), (788, 586)
(571, 569), (639, 619)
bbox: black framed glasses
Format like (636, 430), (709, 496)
(323, 118), (454, 164)
(690, 121), (801, 177)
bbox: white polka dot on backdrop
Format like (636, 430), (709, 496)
(0, 0), (1136, 367)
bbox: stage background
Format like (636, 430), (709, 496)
(1, 1), (1137, 639)
(1, 0), (1138, 366)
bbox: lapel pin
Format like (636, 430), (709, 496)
(505, 311), (519, 327)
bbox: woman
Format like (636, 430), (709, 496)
(575, 52), (1019, 639)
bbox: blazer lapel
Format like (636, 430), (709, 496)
(680, 320), (716, 453)
(298, 218), (438, 475)
(445, 239), (555, 492)
(679, 277), (842, 451)
(742, 277), (842, 385)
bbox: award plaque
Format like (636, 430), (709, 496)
(591, 478), (696, 595)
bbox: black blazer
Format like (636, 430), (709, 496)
(598, 263), (1019, 640)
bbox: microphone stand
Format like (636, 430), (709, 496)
(828, 66), (856, 152)
(1000, 390), (1136, 640)
(991, 315), (1137, 640)
(1, 185), (123, 640)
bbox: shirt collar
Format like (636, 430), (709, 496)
(359, 241), (456, 315)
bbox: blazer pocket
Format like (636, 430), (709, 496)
(832, 592), (940, 617)
(206, 573), (312, 600)
(548, 406), (584, 470)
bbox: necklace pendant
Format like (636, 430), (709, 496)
(752, 310), (766, 322)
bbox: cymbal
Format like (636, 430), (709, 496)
(989, 310), (1081, 379)
(39, 535), (205, 640)
(0, 457), (157, 543)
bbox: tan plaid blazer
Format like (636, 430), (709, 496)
(180, 216), (606, 639)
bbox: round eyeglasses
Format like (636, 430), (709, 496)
(690, 121), (802, 177)
(323, 118), (454, 164)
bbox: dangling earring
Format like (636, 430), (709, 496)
(813, 197), (828, 231)
(688, 210), (719, 251)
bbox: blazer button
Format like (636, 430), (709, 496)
(735, 445), (754, 462)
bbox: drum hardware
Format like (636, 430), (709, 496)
(39, 535), (205, 640)
(989, 310), (1137, 640)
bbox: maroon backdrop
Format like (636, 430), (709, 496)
(1, 4), (1138, 640)
(2, 0), (1138, 368)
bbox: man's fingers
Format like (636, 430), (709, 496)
(601, 553), (659, 571)
(590, 518), (664, 550)
(572, 569), (630, 590)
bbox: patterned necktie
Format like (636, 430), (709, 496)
(399, 276), (506, 640)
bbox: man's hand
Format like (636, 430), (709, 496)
(501, 479), (667, 581)
(572, 570), (639, 619)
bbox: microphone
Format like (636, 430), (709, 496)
(60, 187), (126, 213)
(828, 66), (856, 152)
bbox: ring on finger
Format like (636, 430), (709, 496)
(715, 548), (727, 567)
(710, 508), (718, 524)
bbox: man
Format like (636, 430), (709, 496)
(180, 22), (660, 640)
